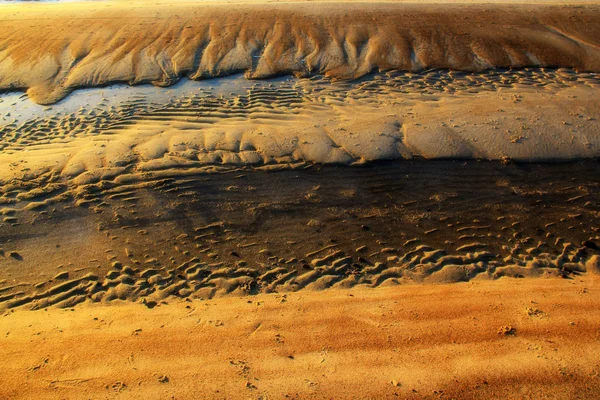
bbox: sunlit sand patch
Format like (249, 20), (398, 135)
(1, 1), (600, 398)
(0, 69), (599, 211)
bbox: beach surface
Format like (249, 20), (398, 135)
(2, 275), (600, 399)
(1, 1), (600, 398)
(1, 1), (600, 105)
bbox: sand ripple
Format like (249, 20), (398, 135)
(1, 161), (599, 310)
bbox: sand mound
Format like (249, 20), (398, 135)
(0, 2), (599, 104)
(1, 70), (599, 190)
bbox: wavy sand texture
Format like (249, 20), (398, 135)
(2, 160), (600, 311)
(0, 2), (599, 104)
(1, 71), (599, 189)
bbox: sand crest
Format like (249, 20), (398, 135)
(0, 2), (599, 104)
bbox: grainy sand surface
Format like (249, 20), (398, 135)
(1, 276), (600, 399)
(1, 1), (600, 398)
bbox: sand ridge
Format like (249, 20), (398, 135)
(1, 1), (600, 104)
(0, 69), (599, 196)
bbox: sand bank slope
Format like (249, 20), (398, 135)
(1, 277), (599, 399)
(1, 2), (599, 104)
(1, 70), (599, 190)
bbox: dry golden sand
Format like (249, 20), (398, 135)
(1, 276), (600, 399)
(0, 1), (599, 104)
(2, 1), (600, 398)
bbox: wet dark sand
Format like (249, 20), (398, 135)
(1, 160), (599, 309)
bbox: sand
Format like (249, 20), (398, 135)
(2, 160), (600, 310)
(0, 1), (599, 190)
(2, 1), (600, 398)
(0, 2), (599, 104)
(1, 276), (600, 399)
(0, 70), (599, 196)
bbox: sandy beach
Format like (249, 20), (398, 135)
(2, 276), (600, 399)
(1, 0), (600, 398)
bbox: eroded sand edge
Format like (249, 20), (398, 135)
(1, 2), (599, 104)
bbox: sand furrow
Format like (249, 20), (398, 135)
(1, 3), (600, 104)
